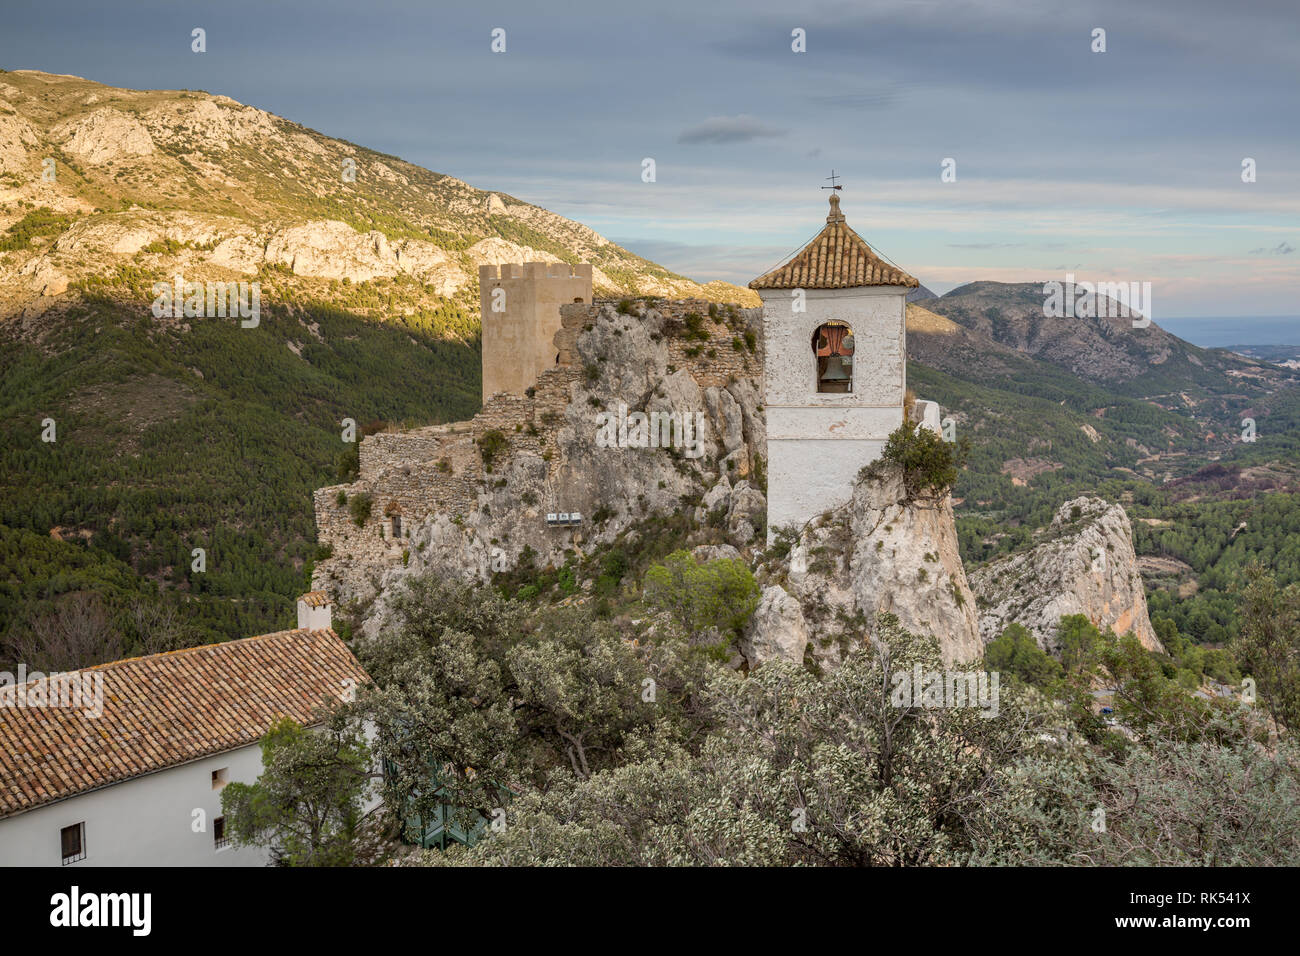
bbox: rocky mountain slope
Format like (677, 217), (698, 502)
(921, 281), (1277, 398)
(968, 496), (1161, 652)
(0, 68), (754, 330)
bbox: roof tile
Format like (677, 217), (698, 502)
(750, 194), (919, 290)
(0, 629), (368, 819)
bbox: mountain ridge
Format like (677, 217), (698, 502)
(0, 68), (757, 329)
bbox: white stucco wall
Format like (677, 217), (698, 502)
(297, 601), (332, 630)
(914, 399), (942, 435)
(763, 286), (906, 408)
(761, 285), (907, 537)
(0, 722), (383, 867)
(0, 744), (271, 867)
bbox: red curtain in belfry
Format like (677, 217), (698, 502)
(815, 324), (851, 356)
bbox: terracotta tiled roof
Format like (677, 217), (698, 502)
(750, 194), (919, 290)
(297, 590), (332, 607)
(0, 629), (368, 819)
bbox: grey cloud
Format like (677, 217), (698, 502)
(677, 115), (786, 145)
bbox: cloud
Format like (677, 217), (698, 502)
(1248, 241), (1295, 255)
(677, 115), (786, 145)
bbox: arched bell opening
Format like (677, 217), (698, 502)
(813, 322), (855, 393)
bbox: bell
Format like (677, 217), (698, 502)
(841, 333), (855, 353)
(821, 356), (850, 381)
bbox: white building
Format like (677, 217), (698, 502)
(0, 613), (369, 867)
(750, 193), (920, 537)
(297, 589), (334, 630)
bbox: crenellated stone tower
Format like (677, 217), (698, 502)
(750, 193), (919, 538)
(479, 262), (593, 403)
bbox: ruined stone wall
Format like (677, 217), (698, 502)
(359, 429), (445, 481)
(314, 465), (480, 568)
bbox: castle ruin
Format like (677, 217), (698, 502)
(479, 262), (592, 403)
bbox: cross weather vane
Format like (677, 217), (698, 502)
(822, 170), (842, 191)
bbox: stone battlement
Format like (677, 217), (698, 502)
(479, 262), (593, 282)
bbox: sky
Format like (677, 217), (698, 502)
(2, 0), (1298, 322)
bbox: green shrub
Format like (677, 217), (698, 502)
(0, 207), (72, 251)
(336, 444), (360, 481)
(985, 623), (1062, 688)
(860, 420), (969, 500)
(477, 429), (508, 472)
(348, 492), (373, 527)
(643, 550), (760, 650)
(557, 563), (578, 596)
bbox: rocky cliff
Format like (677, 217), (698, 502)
(312, 297), (769, 633)
(748, 466), (983, 668)
(968, 496), (1162, 653)
(312, 291), (986, 668)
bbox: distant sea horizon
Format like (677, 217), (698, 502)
(1157, 316), (1300, 348)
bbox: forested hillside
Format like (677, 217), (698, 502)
(0, 293), (479, 663)
(0, 69), (756, 666)
(908, 305), (1300, 644)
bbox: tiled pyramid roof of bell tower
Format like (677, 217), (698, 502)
(749, 194), (919, 290)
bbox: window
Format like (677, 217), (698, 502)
(60, 823), (85, 865)
(214, 816), (230, 850)
(573, 297), (584, 303)
(212, 767), (228, 790)
(813, 322), (854, 393)
(391, 515), (402, 538)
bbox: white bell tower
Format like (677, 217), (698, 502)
(750, 192), (919, 538)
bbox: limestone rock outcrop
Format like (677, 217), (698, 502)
(54, 108), (155, 164)
(779, 467), (983, 667)
(311, 298), (769, 627)
(743, 585), (810, 665)
(968, 496), (1161, 653)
